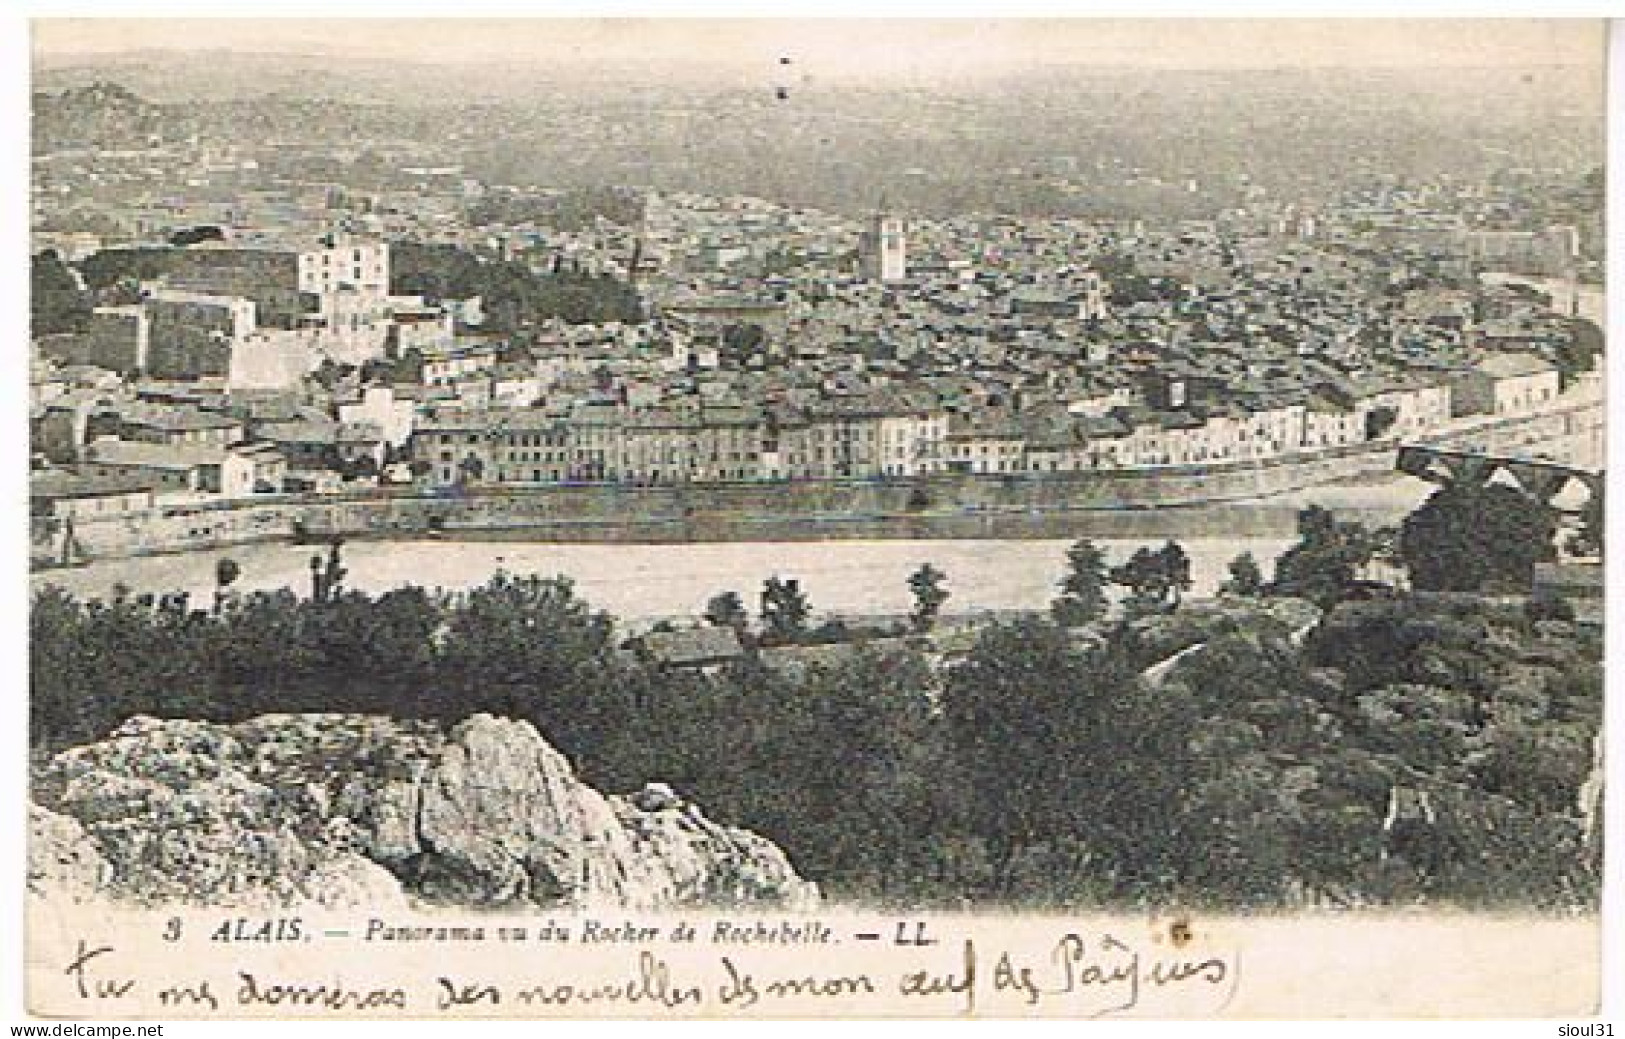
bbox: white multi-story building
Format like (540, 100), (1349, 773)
(297, 236), (390, 297)
(860, 214), (907, 282)
(876, 405), (951, 476)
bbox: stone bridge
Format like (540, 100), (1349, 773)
(1396, 444), (1602, 511)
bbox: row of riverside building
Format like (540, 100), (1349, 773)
(409, 354), (1557, 487)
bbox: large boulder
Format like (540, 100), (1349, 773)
(32, 713), (818, 912)
(27, 803), (112, 901)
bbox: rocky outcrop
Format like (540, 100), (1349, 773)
(28, 803), (113, 901)
(31, 713), (818, 912)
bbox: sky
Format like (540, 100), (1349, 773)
(31, 17), (1609, 79)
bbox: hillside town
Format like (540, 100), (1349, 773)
(22, 22), (1614, 977)
(29, 87), (1601, 524)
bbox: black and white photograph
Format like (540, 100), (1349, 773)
(14, 12), (1614, 1020)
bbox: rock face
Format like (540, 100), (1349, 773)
(30, 713), (819, 912)
(28, 803), (113, 901)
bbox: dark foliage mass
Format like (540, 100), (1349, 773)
(1400, 483), (1558, 593)
(31, 251), (94, 335)
(31, 511), (1601, 911)
(168, 225), (226, 247)
(389, 242), (643, 330)
(464, 186), (646, 231)
(52, 239), (643, 335)
(75, 247), (179, 293)
(1271, 505), (1389, 607)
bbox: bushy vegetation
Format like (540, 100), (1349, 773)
(43, 240), (644, 336)
(31, 250), (94, 334)
(31, 499), (1602, 910)
(390, 242), (642, 330)
(1400, 482), (1558, 593)
(464, 186), (646, 231)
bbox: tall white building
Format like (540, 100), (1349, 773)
(297, 235), (390, 297)
(226, 235), (398, 389)
(1078, 270), (1109, 320)
(860, 214), (907, 282)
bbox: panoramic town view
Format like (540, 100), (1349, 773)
(26, 20), (1606, 918)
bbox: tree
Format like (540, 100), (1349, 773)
(720, 323), (767, 359)
(1568, 489), (1603, 558)
(907, 564), (950, 633)
(704, 590), (750, 634)
(1158, 540), (1193, 608)
(760, 576), (811, 644)
(311, 359), (355, 391)
(942, 618), (1199, 894)
(1300, 504), (1338, 541)
(437, 572), (619, 748)
(1222, 552), (1265, 597)
(1178, 747), (1305, 904)
(745, 648), (952, 896)
(308, 540), (348, 604)
(1354, 683), (1478, 779)
(77, 246), (176, 293)
(1051, 539), (1107, 627)
(1555, 318), (1604, 388)
(1272, 506), (1381, 606)
(168, 225), (225, 247)
(1474, 722), (1594, 816)
(1399, 483), (1557, 593)
(389, 241), (643, 331)
(1110, 546), (1175, 618)
(31, 250), (92, 334)
(212, 556), (241, 616)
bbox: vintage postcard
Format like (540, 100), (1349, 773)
(19, 15), (1612, 1021)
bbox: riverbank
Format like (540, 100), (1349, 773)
(34, 435), (1411, 569)
(30, 394), (1599, 572)
(29, 470), (1446, 621)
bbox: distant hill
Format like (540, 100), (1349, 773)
(27, 55), (1605, 220)
(31, 80), (168, 152)
(32, 49), (566, 104)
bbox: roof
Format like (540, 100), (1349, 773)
(637, 627), (745, 668)
(257, 420), (340, 445)
(664, 295), (785, 316)
(123, 408), (242, 432)
(1473, 352), (1557, 380)
(85, 440), (231, 470)
(420, 341), (499, 361)
(949, 410), (1026, 440)
(1076, 415), (1132, 438)
(1009, 289), (1075, 306)
(233, 443), (286, 459)
(418, 408), (563, 433)
(31, 470), (157, 502)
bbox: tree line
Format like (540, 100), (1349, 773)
(30, 240), (646, 342)
(389, 242), (643, 331)
(30, 481), (1598, 909)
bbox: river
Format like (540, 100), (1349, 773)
(37, 536), (1303, 624)
(32, 474), (1443, 624)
